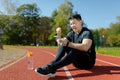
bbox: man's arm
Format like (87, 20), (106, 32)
(58, 38), (92, 52)
(68, 39), (92, 52)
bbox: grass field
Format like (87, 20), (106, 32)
(96, 47), (120, 57)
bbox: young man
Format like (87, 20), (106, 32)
(35, 14), (96, 77)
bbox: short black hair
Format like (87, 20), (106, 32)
(69, 14), (82, 20)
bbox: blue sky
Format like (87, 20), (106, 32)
(1, 0), (120, 29)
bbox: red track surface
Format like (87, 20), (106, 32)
(0, 48), (120, 80)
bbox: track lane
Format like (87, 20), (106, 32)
(0, 48), (119, 80)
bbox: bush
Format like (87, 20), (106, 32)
(106, 36), (120, 47)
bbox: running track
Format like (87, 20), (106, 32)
(0, 48), (120, 80)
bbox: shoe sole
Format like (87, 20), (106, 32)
(34, 69), (55, 78)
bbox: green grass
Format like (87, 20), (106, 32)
(96, 47), (120, 57)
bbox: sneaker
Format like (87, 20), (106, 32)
(35, 65), (56, 78)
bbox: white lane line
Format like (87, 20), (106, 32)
(42, 50), (74, 80)
(64, 67), (74, 80)
(96, 59), (120, 67)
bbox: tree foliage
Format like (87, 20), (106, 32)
(92, 16), (120, 47)
(105, 19), (120, 46)
(92, 29), (100, 49)
(16, 4), (41, 45)
(49, 0), (73, 41)
(0, 1), (120, 47)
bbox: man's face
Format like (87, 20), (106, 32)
(69, 19), (82, 33)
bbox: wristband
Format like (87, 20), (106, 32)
(66, 41), (69, 47)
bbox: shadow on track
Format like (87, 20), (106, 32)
(48, 65), (120, 80)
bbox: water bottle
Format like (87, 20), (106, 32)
(27, 52), (34, 70)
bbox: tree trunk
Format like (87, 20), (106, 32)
(0, 44), (3, 50)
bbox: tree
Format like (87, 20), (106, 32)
(106, 17), (120, 46)
(0, 15), (10, 45)
(0, 29), (4, 49)
(49, 0), (73, 42)
(109, 23), (120, 36)
(38, 17), (52, 45)
(13, 3), (41, 45)
(98, 28), (110, 47)
(92, 29), (100, 49)
(0, 0), (17, 15)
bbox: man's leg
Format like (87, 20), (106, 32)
(51, 46), (72, 63)
(34, 46), (71, 77)
(36, 50), (75, 75)
(53, 46), (66, 62)
(72, 52), (95, 69)
(50, 49), (81, 70)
